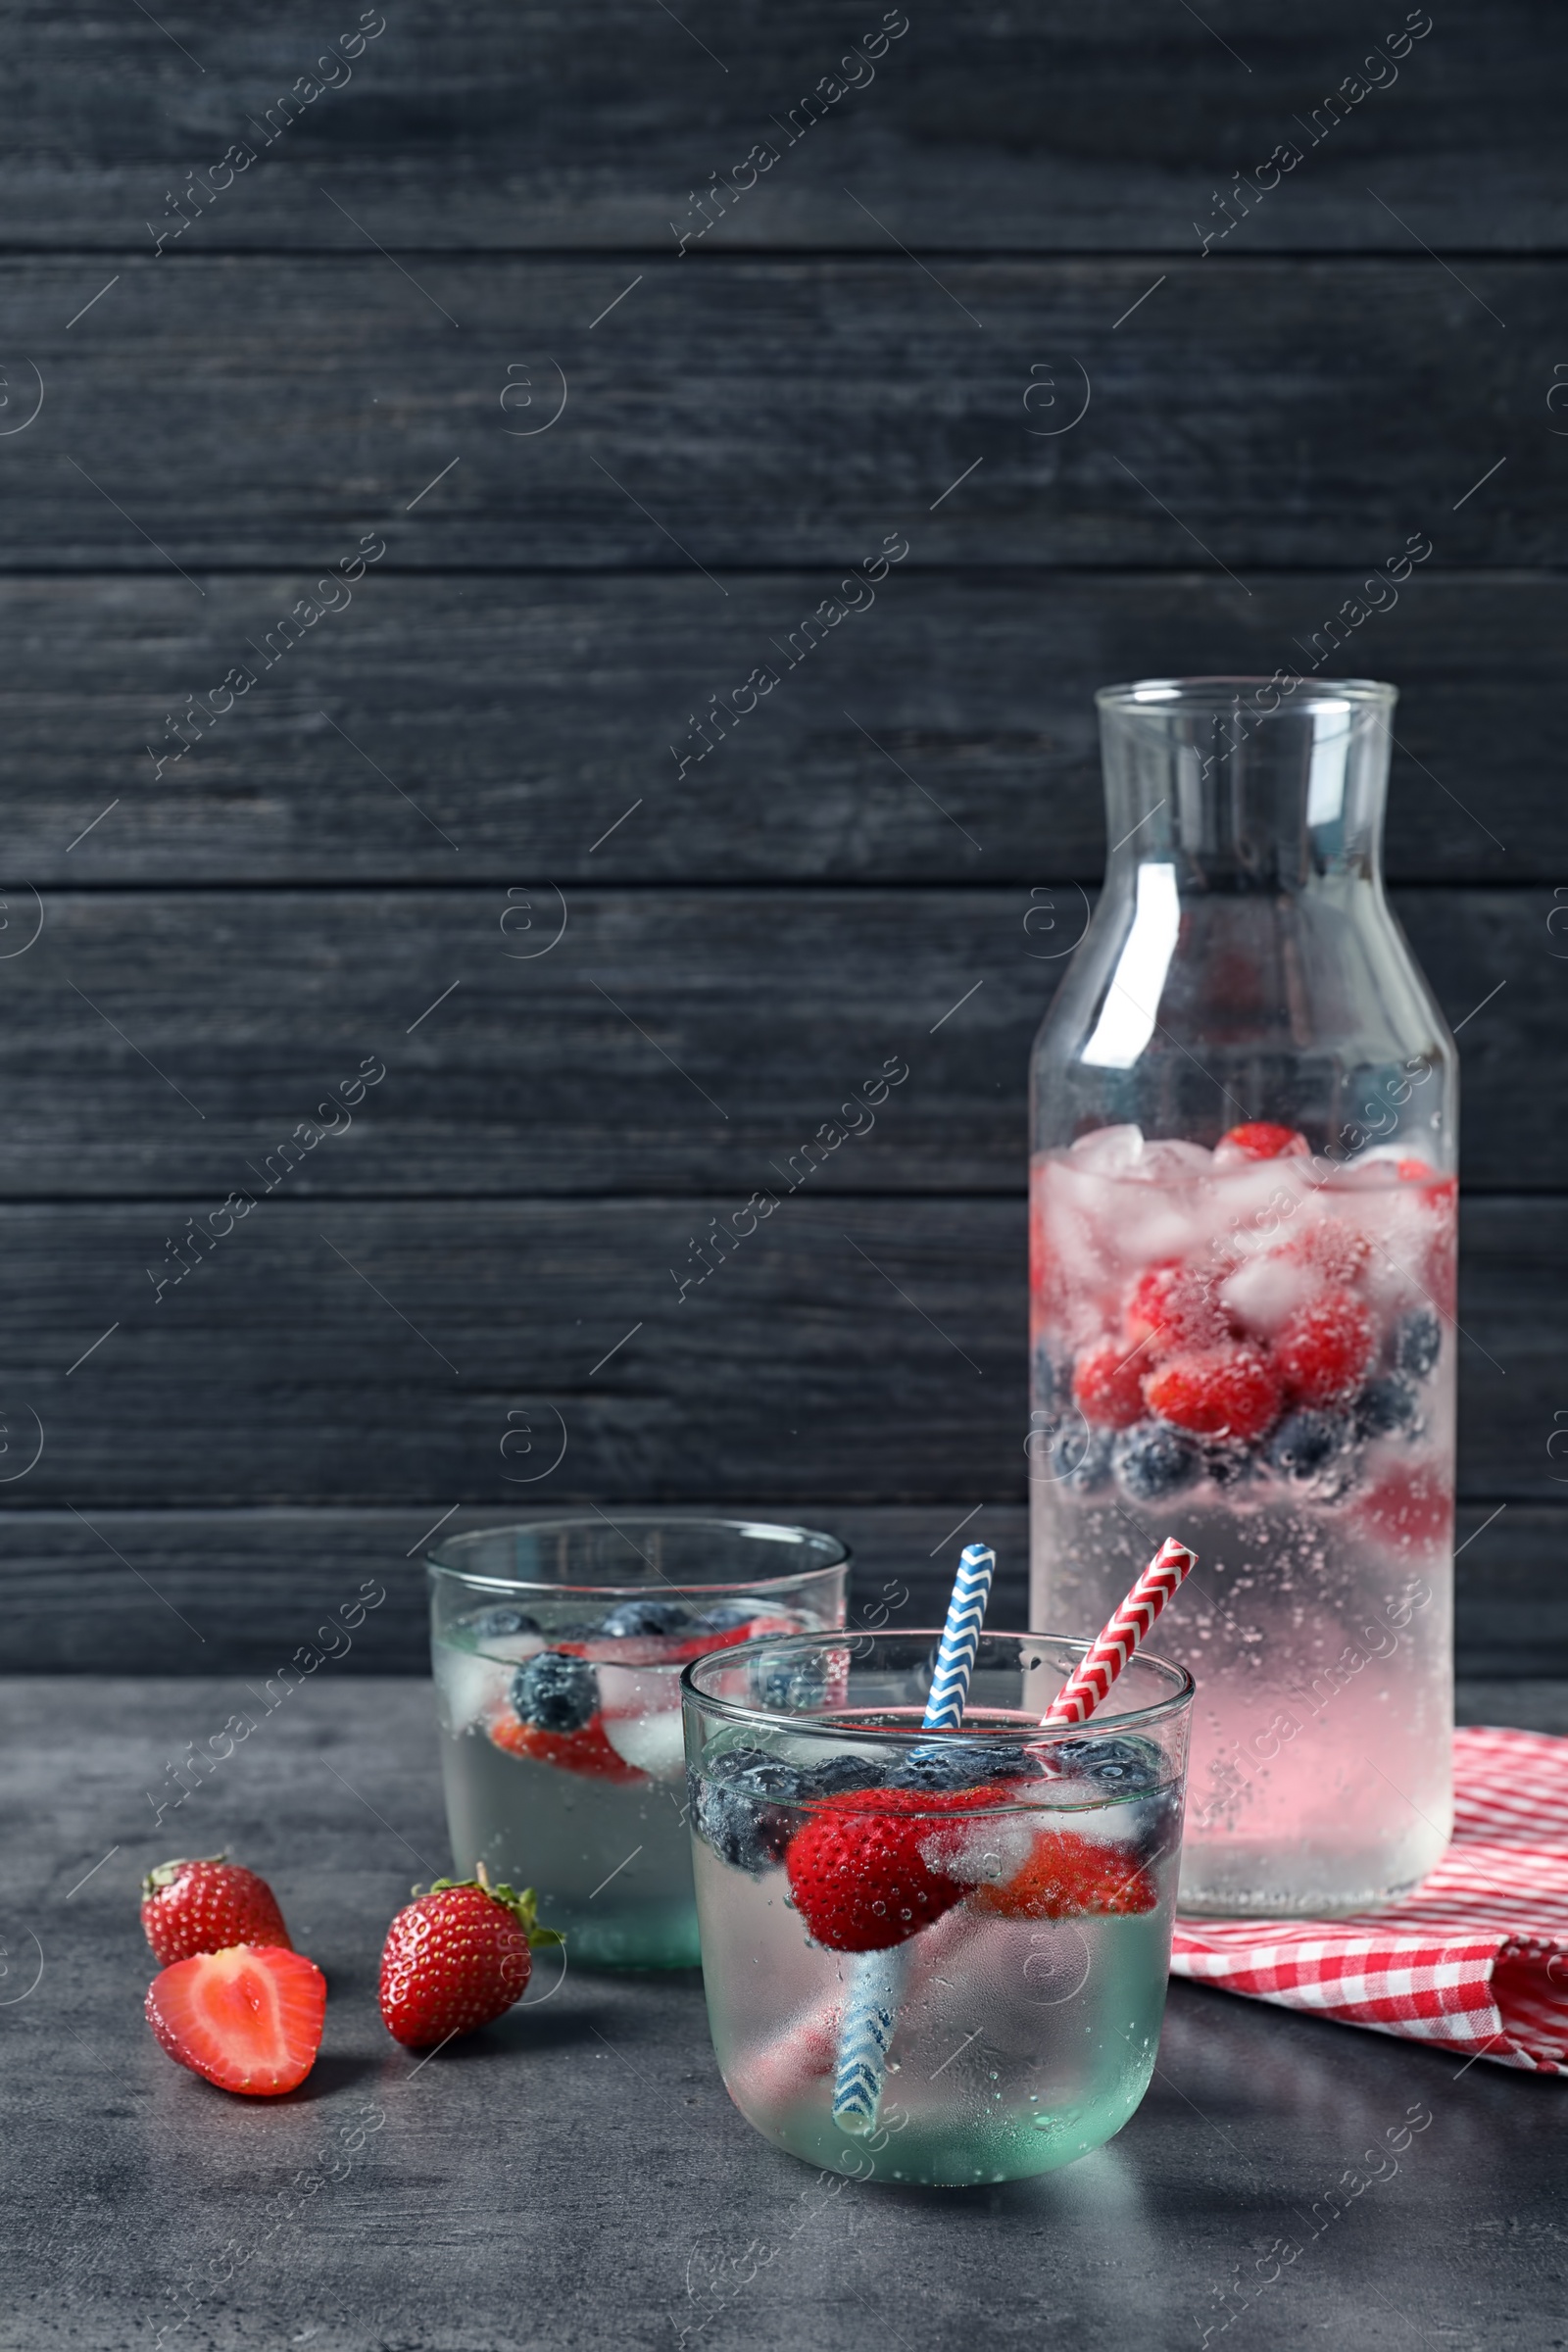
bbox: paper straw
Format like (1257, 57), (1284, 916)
(832, 1542), (996, 2135)
(1039, 1538), (1197, 1727)
(921, 1542), (997, 1730)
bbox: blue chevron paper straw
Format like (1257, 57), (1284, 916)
(831, 1947), (904, 2133)
(921, 1541), (998, 1730)
(832, 1542), (997, 2135)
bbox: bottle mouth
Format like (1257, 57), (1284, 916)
(1097, 674), (1397, 715)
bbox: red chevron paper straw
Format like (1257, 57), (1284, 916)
(1039, 1538), (1198, 1726)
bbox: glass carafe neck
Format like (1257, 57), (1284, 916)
(1097, 676), (1396, 893)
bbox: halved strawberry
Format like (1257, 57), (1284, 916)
(488, 1709), (647, 1783)
(970, 1830), (1157, 1921)
(145, 1944), (325, 2096)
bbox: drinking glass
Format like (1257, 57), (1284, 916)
(430, 1517), (850, 1968)
(684, 1629), (1192, 2184)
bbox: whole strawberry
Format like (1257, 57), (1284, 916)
(378, 1870), (562, 2048)
(140, 1855), (292, 1966)
(786, 1788), (996, 1952)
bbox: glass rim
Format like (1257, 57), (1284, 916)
(680, 1628), (1195, 1743)
(1096, 673), (1397, 713)
(426, 1514), (851, 1601)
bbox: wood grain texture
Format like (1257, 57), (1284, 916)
(0, 1196), (1543, 1506)
(2, 4), (1558, 251)
(5, 571), (1548, 886)
(3, 0), (1565, 1692)
(0, 885), (1553, 1194)
(0, 257), (1546, 569)
(0, 1500), (1551, 1675)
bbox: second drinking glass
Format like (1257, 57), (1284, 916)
(430, 1518), (849, 1967)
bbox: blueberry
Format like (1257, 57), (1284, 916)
(511, 1649), (597, 1732)
(1354, 1374), (1424, 1442)
(1202, 1443), (1254, 1492)
(1114, 1422), (1200, 1502)
(1130, 1782), (1184, 1866)
(1031, 1341), (1064, 1411)
(692, 1744), (811, 1873)
(889, 1740), (1043, 1793)
(1063, 1426), (1115, 1495)
(1396, 1307), (1442, 1382)
(1042, 1735), (1178, 1864)
(468, 1605), (541, 1642)
(798, 1753), (888, 1799)
(1041, 1734), (1163, 1794)
(1264, 1409), (1353, 1484)
(600, 1597), (694, 1640)
(749, 1648), (827, 1712)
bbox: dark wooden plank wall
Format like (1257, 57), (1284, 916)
(1, 2), (1562, 1668)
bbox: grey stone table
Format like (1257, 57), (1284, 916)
(4, 1676), (1564, 2352)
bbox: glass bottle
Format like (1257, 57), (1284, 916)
(1028, 677), (1457, 1914)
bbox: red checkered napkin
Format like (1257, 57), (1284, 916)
(1170, 1727), (1568, 2074)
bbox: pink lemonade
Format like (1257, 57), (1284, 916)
(1028, 1123), (1456, 1913)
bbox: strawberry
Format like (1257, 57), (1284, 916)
(1272, 1289), (1375, 1405)
(1124, 1261), (1231, 1360)
(588, 1613), (797, 1669)
(145, 1943), (325, 2096)
(1144, 1344), (1281, 1442)
(785, 1786), (1004, 1952)
(1350, 1462), (1453, 1553)
(378, 1871), (563, 2048)
(1274, 1221), (1371, 1289)
(669, 1611), (797, 1663)
(1071, 1339), (1148, 1429)
(970, 1830), (1157, 1921)
(489, 1709), (647, 1783)
(140, 1855), (292, 1966)
(1213, 1122), (1310, 1167)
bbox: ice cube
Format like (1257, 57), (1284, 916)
(597, 1662), (674, 1720)
(1068, 1123), (1146, 1175)
(1106, 1197), (1203, 1270)
(917, 1813), (1037, 1886)
(599, 1662), (686, 1778)
(1134, 1139), (1214, 1184)
(1220, 1252), (1315, 1336)
(485, 1632), (548, 1664)
(602, 1704), (686, 1780)
(1333, 1151), (1405, 1189)
(435, 1648), (514, 1739)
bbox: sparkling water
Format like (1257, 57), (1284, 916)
(435, 1607), (817, 1969)
(690, 1749), (1182, 2186)
(1029, 1136), (1456, 1912)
